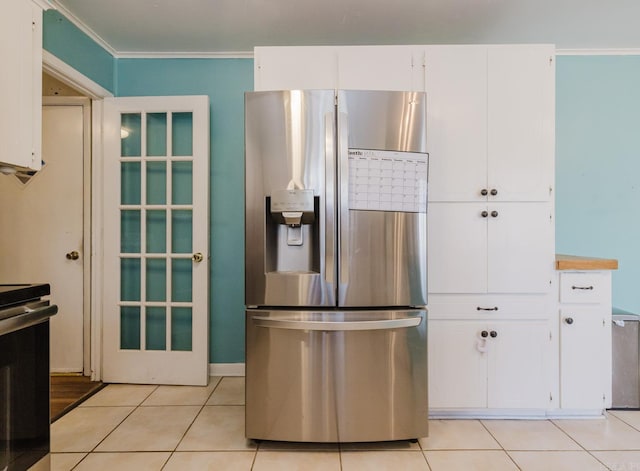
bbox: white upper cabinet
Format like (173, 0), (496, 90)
(0, 0), (43, 171)
(487, 45), (555, 202)
(426, 44), (554, 203)
(429, 202), (553, 294)
(337, 46), (420, 91)
(254, 45), (423, 92)
(424, 45), (488, 202)
(254, 46), (338, 91)
(486, 203), (554, 293)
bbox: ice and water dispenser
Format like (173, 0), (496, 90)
(265, 188), (320, 273)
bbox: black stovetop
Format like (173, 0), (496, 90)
(0, 284), (50, 309)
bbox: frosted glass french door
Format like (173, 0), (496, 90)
(103, 96), (209, 385)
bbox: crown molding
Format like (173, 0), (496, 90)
(556, 48), (640, 56)
(48, 0), (117, 57)
(32, 0), (56, 9)
(116, 51), (254, 59)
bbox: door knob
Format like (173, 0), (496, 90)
(480, 189), (488, 196)
(480, 330), (489, 338)
(66, 250), (80, 260)
(565, 317), (574, 325)
(490, 189), (498, 196)
(481, 211), (488, 218)
(490, 330), (498, 338)
(192, 252), (204, 263)
(491, 211), (499, 218)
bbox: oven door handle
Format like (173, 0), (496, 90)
(0, 304), (58, 337)
(252, 316), (421, 331)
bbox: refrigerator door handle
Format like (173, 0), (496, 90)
(324, 112), (335, 285)
(252, 316), (421, 331)
(338, 111), (350, 286)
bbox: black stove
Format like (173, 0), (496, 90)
(0, 284), (50, 308)
(0, 283), (56, 470)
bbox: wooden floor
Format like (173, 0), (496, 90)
(50, 375), (104, 422)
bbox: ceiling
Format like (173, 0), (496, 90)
(53, 0), (640, 56)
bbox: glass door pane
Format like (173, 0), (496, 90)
(118, 110), (196, 353)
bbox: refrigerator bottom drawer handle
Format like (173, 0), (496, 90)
(252, 316), (421, 331)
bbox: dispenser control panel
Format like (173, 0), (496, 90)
(270, 189), (315, 226)
(270, 189), (314, 213)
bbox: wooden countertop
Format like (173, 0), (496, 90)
(556, 254), (618, 271)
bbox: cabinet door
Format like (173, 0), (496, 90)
(487, 320), (551, 409)
(487, 45), (554, 202)
(254, 46), (338, 91)
(560, 308), (608, 409)
(425, 46), (488, 202)
(0, 0), (42, 170)
(337, 46), (417, 91)
(428, 202), (487, 294)
(429, 320), (487, 409)
(487, 203), (554, 293)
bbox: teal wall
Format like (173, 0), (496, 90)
(556, 55), (640, 314)
(42, 10), (115, 93)
(116, 59), (253, 363)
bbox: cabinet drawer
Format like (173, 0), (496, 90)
(559, 272), (608, 304)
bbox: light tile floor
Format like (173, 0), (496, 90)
(51, 377), (640, 470)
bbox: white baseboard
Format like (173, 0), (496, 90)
(209, 363), (245, 377)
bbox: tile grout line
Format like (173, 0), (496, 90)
(67, 384), (159, 469)
(478, 419), (523, 471)
(160, 375), (225, 469)
(548, 418), (615, 470)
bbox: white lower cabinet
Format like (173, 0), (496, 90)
(559, 307), (609, 409)
(557, 270), (613, 412)
(429, 318), (551, 411)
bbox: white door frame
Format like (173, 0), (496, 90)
(43, 50), (113, 381)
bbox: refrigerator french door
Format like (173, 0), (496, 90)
(245, 90), (428, 442)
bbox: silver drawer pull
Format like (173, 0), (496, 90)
(572, 285), (594, 290)
(252, 316), (421, 331)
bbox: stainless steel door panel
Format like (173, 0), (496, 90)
(245, 309), (428, 442)
(245, 90), (337, 307)
(339, 90), (427, 153)
(339, 211), (427, 307)
(337, 90), (428, 308)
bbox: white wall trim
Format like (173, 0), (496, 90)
(90, 100), (104, 382)
(209, 363), (246, 377)
(47, 1), (117, 57)
(32, 0), (55, 9)
(556, 48), (640, 56)
(117, 51), (254, 59)
(41, 54), (110, 382)
(43, 50), (114, 99)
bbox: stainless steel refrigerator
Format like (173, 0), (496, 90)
(244, 89), (428, 442)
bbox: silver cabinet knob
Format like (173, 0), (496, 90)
(66, 251), (80, 260)
(192, 252), (204, 263)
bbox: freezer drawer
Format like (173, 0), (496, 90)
(245, 309), (428, 442)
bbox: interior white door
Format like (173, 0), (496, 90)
(102, 96), (209, 386)
(0, 103), (85, 372)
